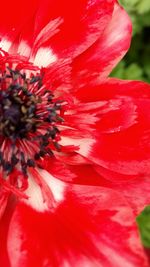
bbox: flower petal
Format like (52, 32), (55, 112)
(74, 78), (150, 102)
(0, 187), (9, 220)
(32, 0), (115, 59)
(90, 166), (150, 216)
(72, 3), (132, 86)
(0, 0), (39, 51)
(74, 79), (150, 176)
(65, 98), (137, 134)
(62, 164), (150, 217)
(0, 182), (148, 267)
(111, 177), (150, 216)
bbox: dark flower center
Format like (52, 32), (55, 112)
(0, 80), (39, 139)
(0, 66), (64, 176)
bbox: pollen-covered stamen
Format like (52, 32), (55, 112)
(0, 64), (66, 177)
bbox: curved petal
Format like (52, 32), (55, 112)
(85, 128), (150, 175)
(31, 0), (115, 60)
(91, 166), (150, 216)
(58, 164), (150, 217)
(0, 178), (148, 267)
(73, 79), (150, 176)
(72, 3), (132, 86)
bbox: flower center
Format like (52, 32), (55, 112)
(0, 52), (66, 178)
(0, 73), (40, 139)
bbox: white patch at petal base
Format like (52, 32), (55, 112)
(0, 39), (12, 51)
(60, 136), (95, 157)
(24, 170), (66, 212)
(18, 41), (31, 57)
(33, 47), (57, 67)
(23, 174), (48, 212)
(40, 169), (66, 203)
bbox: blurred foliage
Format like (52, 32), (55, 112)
(111, 0), (150, 82)
(111, 0), (150, 249)
(137, 206), (150, 248)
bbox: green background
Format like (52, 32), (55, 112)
(111, 0), (150, 248)
(111, 0), (150, 83)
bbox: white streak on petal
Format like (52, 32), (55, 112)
(7, 225), (27, 267)
(62, 257), (102, 267)
(33, 47), (57, 67)
(96, 241), (136, 267)
(60, 136), (95, 157)
(111, 207), (134, 226)
(97, 3), (132, 79)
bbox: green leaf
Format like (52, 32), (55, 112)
(124, 63), (143, 80)
(110, 61), (125, 79)
(136, 0), (150, 14)
(139, 12), (150, 27)
(111, 0), (150, 83)
(137, 206), (150, 248)
(119, 0), (139, 9)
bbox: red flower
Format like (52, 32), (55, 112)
(0, 0), (150, 266)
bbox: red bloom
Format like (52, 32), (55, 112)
(0, 0), (150, 266)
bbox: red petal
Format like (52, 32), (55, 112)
(74, 78), (150, 102)
(0, 0), (39, 51)
(32, 0), (115, 59)
(92, 166), (150, 215)
(37, 156), (77, 182)
(0, 187), (9, 220)
(72, 3), (132, 86)
(111, 176), (150, 216)
(67, 165), (150, 220)
(0, 184), (148, 267)
(66, 98), (137, 134)
(86, 123), (150, 177)
(74, 79), (150, 175)
(94, 98), (137, 133)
